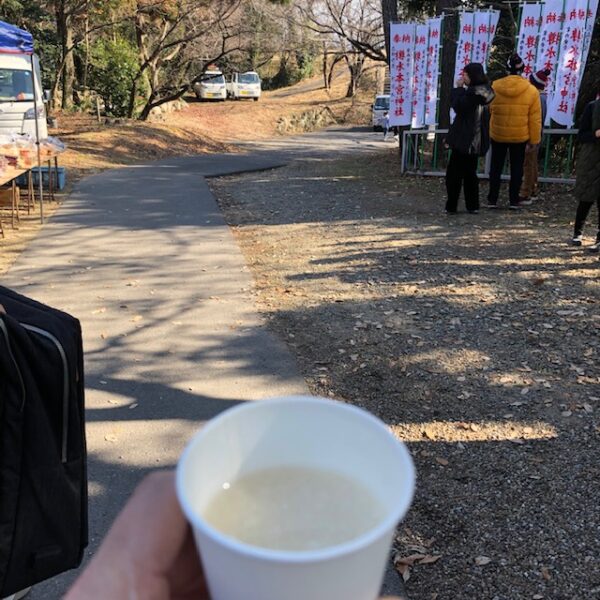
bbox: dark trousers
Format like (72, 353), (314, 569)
(445, 150), (480, 212)
(487, 141), (527, 206)
(574, 199), (600, 240)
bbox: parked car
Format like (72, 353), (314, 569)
(0, 53), (47, 138)
(227, 71), (261, 101)
(193, 69), (227, 101)
(371, 94), (390, 131)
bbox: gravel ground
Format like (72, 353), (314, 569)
(209, 149), (600, 600)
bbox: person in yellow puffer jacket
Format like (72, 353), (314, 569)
(486, 54), (542, 210)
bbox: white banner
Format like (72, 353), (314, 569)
(425, 17), (443, 126)
(454, 12), (475, 84)
(472, 11), (500, 67)
(454, 11), (499, 84)
(389, 23), (415, 126)
(535, 0), (565, 103)
(547, 0), (597, 126)
(517, 3), (543, 76)
(411, 24), (429, 128)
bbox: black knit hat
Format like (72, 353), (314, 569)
(507, 53), (525, 74)
(530, 69), (551, 90)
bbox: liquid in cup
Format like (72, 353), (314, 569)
(202, 465), (386, 551)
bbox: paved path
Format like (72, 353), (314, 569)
(3, 128), (405, 598)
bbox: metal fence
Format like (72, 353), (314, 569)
(400, 128), (578, 184)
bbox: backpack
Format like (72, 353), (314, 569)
(0, 285), (88, 596)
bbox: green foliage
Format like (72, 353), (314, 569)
(0, 0), (58, 88)
(89, 38), (140, 117)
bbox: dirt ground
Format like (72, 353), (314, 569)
(209, 149), (600, 600)
(0, 67), (370, 275)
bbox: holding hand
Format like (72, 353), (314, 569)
(455, 77), (465, 88)
(65, 471), (208, 600)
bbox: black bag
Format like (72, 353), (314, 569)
(0, 286), (88, 596)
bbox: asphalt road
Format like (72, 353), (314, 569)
(2, 127), (405, 599)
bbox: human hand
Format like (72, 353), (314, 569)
(65, 471), (208, 600)
(456, 77), (465, 88)
(595, 129), (600, 138)
(526, 143), (538, 153)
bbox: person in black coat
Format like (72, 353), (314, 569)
(571, 91), (600, 251)
(445, 63), (495, 214)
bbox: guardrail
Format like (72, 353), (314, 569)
(401, 128), (577, 184)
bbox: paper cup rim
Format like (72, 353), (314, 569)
(176, 395), (415, 564)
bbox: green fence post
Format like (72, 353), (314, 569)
(543, 132), (551, 178)
(564, 132), (574, 178)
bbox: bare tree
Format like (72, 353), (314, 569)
(128, 0), (242, 119)
(298, 0), (385, 96)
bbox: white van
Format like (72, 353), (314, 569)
(0, 53), (47, 138)
(227, 71), (261, 101)
(193, 69), (227, 101)
(371, 94), (390, 131)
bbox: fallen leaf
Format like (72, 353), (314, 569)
(541, 567), (551, 581)
(394, 554), (425, 566)
(474, 556), (492, 566)
(419, 555), (442, 565)
(131, 315), (143, 322)
(435, 457), (449, 466)
(104, 434), (117, 443)
(397, 563), (411, 582)
(92, 307), (106, 314)
(129, 403), (139, 410)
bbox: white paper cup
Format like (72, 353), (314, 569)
(176, 395), (415, 600)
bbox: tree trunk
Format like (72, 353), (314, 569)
(381, 0), (398, 64)
(437, 1), (459, 129)
(323, 42), (329, 90)
(345, 58), (363, 98)
(56, 1), (75, 110)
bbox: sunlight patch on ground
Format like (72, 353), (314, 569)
(403, 348), (491, 373)
(86, 419), (202, 468)
(390, 420), (558, 443)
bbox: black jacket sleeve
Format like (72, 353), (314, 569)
(450, 87), (481, 115)
(577, 102), (596, 144)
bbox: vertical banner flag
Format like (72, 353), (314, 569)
(535, 0), (565, 103)
(454, 12), (475, 84)
(548, 0), (599, 126)
(425, 17), (443, 126)
(454, 11), (499, 84)
(412, 24), (429, 128)
(472, 11), (500, 66)
(390, 23), (415, 127)
(517, 3), (543, 75)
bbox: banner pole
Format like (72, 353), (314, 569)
(436, 15), (444, 127)
(515, 3), (523, 49)
(30, 53), (44, 224)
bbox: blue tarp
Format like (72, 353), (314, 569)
(0, 20), (34, 55)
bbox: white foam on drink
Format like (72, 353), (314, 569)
(202, 466), (385, 552)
